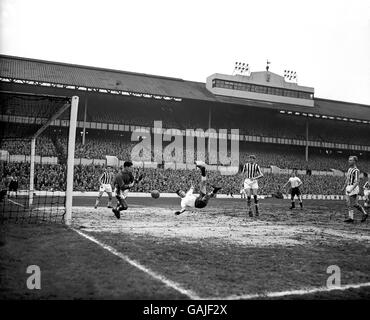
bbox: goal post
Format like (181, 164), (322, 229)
(0, 91), (79, 224)
(27, 96), (78, 224)
(65, 96), (79, 225)
(29, 137), (36, 207)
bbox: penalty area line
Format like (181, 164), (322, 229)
(72, 228), (200, 300)
(205, 282), (370, 300)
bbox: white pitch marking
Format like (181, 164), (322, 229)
(204, 282), (370, 300)
(7, 198), (25, 207)
(72, 228), (200, 300)
(72, 227), (370, 300)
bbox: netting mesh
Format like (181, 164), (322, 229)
(0, 91), (72, 223)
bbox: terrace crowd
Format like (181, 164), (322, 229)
(0, 162), (354, 196)
(1, 131), (369, 173)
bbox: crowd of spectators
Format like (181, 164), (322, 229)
(2, 129), (370, 173)
(0, 136), (56, 157)
(0, 162), (357, 196)
(132, 168), (345, 196)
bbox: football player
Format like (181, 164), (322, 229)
(241, 155), (263, 217)
(342, 156), (368, 223)
(282, 169), (303, 209)
(112, 161), (143, 219)
(174, 161), (221, 215)
(363, 173), (370, 208)
(94, 166), (114, 209)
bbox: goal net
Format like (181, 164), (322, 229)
(0, 91), (78, 224)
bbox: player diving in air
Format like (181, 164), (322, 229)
(282, 169), (303, 209)
(174, 161), (221, 215)
(342, 156), (368, 223)
(241, 155), (264, 217)
(94, 166), (114, 209)
(112, 161), (143, 219)
(363, 173), (370, 208)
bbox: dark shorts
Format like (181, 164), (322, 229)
(195, 197), (208, 209)
(291, 187), (301, 197)
(346, 194), (359, 206)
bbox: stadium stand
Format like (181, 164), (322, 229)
(1, 55), (370, 198)
(1, 125), (370, 172)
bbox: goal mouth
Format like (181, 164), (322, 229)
(1, 192), (66, 224)
(0, 91), (79, 224)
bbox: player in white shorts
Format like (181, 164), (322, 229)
(240, 187), (246, 199)
(94, 166), (114, 209)
(174, 161), (221, 215)
(241, 155), (263, 217)
(282, 169), (303, 210)
(363, 173), (370, 208)
(342, 156), (368, 223)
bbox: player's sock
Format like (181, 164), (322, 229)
(212, 186), (222, 194)
(112, 208), (120, 219)
(354, 204), (367, 215)
(349, 210), (354, 220)
(196, 161), (206, 176)
(299, 201), (303, 208)
(107, 194), (112, 208)
(247, 197), (253, 216)
(253, 195), (259, 215)
(118, 198), (128, 211)
(200, 167), (206, 177)
(290, 201), (295, 209)
(344, 208), (354, 222)
(94, 198), (100, 208)
(361, 212), (368, 222)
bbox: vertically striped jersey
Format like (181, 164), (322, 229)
(100, 171), (114, 185)
(346, 167), (360, 186)
(242, 163), (263, 179)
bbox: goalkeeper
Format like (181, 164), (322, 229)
(112, 161), (143, 219)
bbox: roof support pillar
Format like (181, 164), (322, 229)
(305, 118), (309, 162)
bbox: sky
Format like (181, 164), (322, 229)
(1, 0), (370, 104)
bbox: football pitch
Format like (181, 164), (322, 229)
(1, 197), (370, 299)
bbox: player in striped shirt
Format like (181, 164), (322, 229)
(94, 166), (114, 209)
(241, 155), (264, 217)
(363, 173), (370, 208)
(342, 156), (368, 223)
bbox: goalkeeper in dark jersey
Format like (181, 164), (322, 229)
(112, 161), (143, 219)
